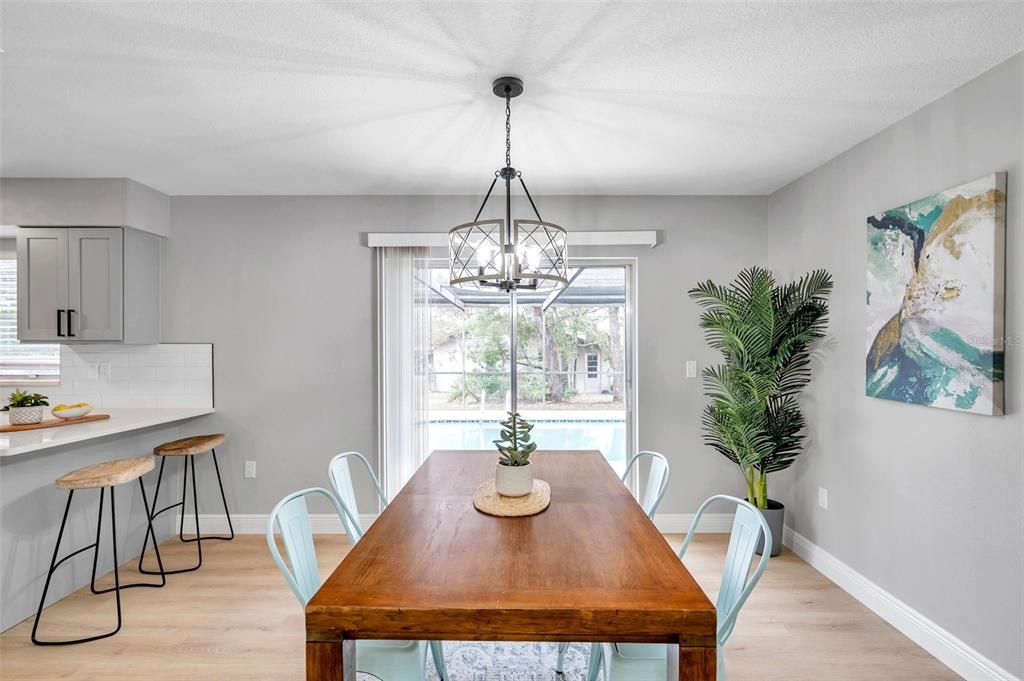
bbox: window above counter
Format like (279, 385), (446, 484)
(0, 241), (60, 385)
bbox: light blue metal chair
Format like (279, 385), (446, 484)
(623, 450), (671, 518)
(555, 451), (672, 674)
(266, 487), (439, 681)
(327, 451), (389, 541)
(327, 452), (449, 681)
(586, 495), (773, 681)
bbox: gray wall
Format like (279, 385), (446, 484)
(771, 53), (1023, 677)
(161, 194), (778, 517)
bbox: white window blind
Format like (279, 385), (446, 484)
(378, 247), (431, 500)
(0, 253), (61, 384)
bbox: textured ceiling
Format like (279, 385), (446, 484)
(1, 1), (1022, 196)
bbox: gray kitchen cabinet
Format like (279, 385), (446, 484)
(16, 227), (160, 343)
(16, 228), (69, 341)
(68, 228), (124, 340)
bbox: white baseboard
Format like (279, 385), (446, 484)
(784, 527), (1019, 681)
(179, 513), (378, 536)
(652, 513), (735, 534)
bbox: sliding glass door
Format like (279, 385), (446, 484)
(422, 260), (636, 475)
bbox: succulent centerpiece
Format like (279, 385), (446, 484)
(492, 411), (537, 497)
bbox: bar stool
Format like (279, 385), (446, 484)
(32, 456), (165, 646)
(139, 434), (233, 575)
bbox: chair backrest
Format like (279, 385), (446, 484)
(677, 494), (772, 645)
(327, 451), (389, 543)
(620, 451), (671, 518)
(266, 487), (359, 606)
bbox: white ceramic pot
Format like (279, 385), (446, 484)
(494, 461), (534, 497)
(8, 406), (45, 425)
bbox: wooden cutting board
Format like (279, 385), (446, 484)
(0, 413), (110, 433)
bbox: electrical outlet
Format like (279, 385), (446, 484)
(99, 362), (112, 379)
(818, 486), (828, 510)
(685, 360), (698, 378)
(244, 461), (256, 479)
(87, 364), (99, 379)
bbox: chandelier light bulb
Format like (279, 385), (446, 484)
(519, 244), (540, 273)
(475, 240), (496, 271)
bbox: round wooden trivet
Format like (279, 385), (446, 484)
(473, 479), (551, 517)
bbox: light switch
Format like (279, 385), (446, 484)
(245, 461), (256, 479)
(818, 486), (828, 510)
(87, 364), (99, 379)
(685, 360), (698, 378)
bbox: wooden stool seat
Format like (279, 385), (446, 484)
(154, 434), (225, 457)
(56, 456), (155, 490)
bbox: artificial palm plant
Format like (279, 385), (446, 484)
(689, 267), (832, 509)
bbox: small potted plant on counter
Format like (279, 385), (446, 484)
(6, 390), (50, 425)
(493, 411), (538, 497)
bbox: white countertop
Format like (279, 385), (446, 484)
(0, 408), (215, 457)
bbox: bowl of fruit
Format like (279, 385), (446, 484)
(51, 403), (93, 420)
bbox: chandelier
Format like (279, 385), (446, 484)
(448, 77), (568, 293)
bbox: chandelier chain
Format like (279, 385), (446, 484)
(505, 93), (511, 168)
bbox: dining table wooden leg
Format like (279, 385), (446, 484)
(306, 639), (356, 681)
(669, 644), (716, 681)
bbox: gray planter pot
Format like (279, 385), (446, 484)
(755, 499), (784, 557)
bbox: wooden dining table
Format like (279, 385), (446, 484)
(305, 450), (717, 680)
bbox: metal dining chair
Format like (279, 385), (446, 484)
(585, 494), (773, 681)
(327, 451), (389, 542)
(556, 450), (672, 674)
(327, 452), (449, 681)
(622, 450), (671, 518)
(266, 487), (442, 681)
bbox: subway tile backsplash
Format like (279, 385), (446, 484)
(11, 344), (214, 410)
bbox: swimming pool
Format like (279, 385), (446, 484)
(429, 418), (627, 469)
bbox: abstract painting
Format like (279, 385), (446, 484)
(866, 173), (1006, 415)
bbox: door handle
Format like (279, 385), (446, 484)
(57, 309), (65, 337)
(67, 309), (76, 338)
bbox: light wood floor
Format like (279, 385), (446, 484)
(0, 534), (959, 681)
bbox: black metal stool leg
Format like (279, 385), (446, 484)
(179, 448), (234, 542)
(188, 453), (203, 568)
(89, 487), (106, 594)
(107, 486), (123, 635)
(141, 454), (203, 574)
(137, 477), (167, 586)
(32, 490), (75, 645)
(139, 456), (177, 574)
(178, 454), (190, 540)
(95, 480), (166, 591)
(211, 449), (235, 539)
(32, 488), (123, 645)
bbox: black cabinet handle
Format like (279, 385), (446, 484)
(67, 309), (76, 337)
(57, 309), (65, 337)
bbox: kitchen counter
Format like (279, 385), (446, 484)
(0, 407), (215, 457)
